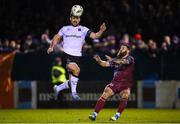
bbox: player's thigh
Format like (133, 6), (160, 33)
(67, 63), (80, 73)
(101, 86), (114, 99)
(119, 88), (130, 101)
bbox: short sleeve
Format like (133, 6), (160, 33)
(126, 56), (134, 64)
(83, 26), (92, 37)
(58, 27), (64, 36)
(109, 60), (116, 67)
(122, 56), (134, 65)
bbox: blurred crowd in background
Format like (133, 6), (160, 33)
(0, 31), (180, 59)
(0, 0), (180, 57)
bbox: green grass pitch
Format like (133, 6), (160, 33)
(0, 109), (180, 123)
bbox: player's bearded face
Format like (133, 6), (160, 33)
(117, 46), (128, 58)
(70, 16), (80, 26)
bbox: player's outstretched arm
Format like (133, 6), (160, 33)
(47, 34), (62, 54)
(89, 23), (106, 39)
(105, 55), (112, 61)
(93, 55), (110, 67)
(113, 58), (130, 65)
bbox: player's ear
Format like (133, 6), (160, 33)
(69, 16), (72, 21)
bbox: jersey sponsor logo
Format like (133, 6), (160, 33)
(65, 34), (81, 38)
(78, 28), (81, 31)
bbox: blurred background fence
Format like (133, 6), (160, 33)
(1, 52), (180, 109)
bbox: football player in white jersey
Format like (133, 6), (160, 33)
(47, 5), (106, 100)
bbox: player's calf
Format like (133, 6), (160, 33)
(110, 89), (130, 121)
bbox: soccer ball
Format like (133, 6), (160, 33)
(71, 5), (83, 17)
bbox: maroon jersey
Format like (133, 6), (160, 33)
(109, 55), (135, 89)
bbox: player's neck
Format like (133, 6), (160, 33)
(71, 24), (79, 27)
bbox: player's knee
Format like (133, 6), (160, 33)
(101, 89), (113, 99)
(121, 93), (129, 101)
(75, 69), (80, 75)
(101, 93), (107, 99)
(67, 64), (80, 76)
(71, 68), (80, 76)
(67, 64), (74, 70)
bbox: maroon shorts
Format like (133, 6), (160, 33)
(107, 82), (130, 94)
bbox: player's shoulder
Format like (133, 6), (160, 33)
(78, 25), (89, 30)
(128, 55), (134, 59)
(61, 25), (71, 29)
(59, 25), (73, 33)
(128, 55), (135, 62)
(78, 25), (87, 28)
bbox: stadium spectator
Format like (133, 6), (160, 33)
(15, 43), (21, 53)
(120, 34), (136, 51)
(22, 35), (37, 53)
(51, 57), (68, 100)
(172, 35), (180, 54)
(82, 41), (93, 55)
(121, 34), (130, 44)
(40, 29), (51, 52)
(2, 39), (10, 52)
(92, 38), (107, 55)
(147, 39), (159, 58)
(161, 35), (173, 52)
(41, 29), (51, 44)
(9, 40), (16, 52)
(134, 33), (148, 51)
(102, 35), (116, 55)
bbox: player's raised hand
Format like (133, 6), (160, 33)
(100, 22), (106, 32)
(47, 47), (53, 54)
(105, 55), (112, 61)
(93, 55), (101, 62)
